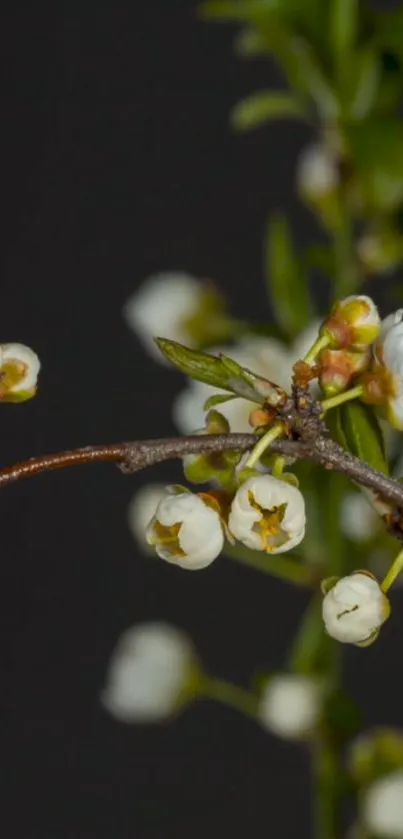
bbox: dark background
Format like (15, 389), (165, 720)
(2, 2), (403, 838)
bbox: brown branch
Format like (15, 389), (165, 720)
(0, 433), (403, 511)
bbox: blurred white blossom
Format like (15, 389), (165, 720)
(374, 309), (403, 429)
(123, 271), (224, 363)
(101, 623), (195, 723)
(173, 323), (320, 433)
(340, 492), (379, 542)
(322, 572), (390, 645)
(362, 771), (403, 838)
(228, 475), (306, 554)
(297, 143), (339, 198)
(259, 674), (322, 739)
(127, 484), (167, 551)
(146, 489), (224, 569)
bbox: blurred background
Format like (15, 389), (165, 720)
(2, 1), (403, 837)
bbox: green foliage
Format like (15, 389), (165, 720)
(155, 337), (286, 404)
(327, 402), (388, 475)
(230, 90), (303, 131)
(266, 215), (312, 338)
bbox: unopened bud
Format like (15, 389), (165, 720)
(319, 347), (371, 396)
(321, 296), (380, 351)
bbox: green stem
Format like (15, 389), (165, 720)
(245, 422), (284, 468)
(304, 334), (330, 365)
(381, 547), (403, 592)
(202, 676), (258, 719)
(321, 384), (363, 413)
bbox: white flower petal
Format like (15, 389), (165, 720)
(147, 491), (224, 570)
(322, 572), (389, 644)
(123, 272), (203, 361)
(228, 475), (306, 554)
(101, 623), (193, 722)
(259, 675), (322, 739)
(363, 771), (403, 838)
(340, 492), (379, 542)
(127, 484), (167, 550)
(1, 343), (41, 391)
(297, 143), (338, 196)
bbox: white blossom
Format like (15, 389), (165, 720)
(259, 674), (322, 739)
(297, 143), (339, 198)
(173, 323), (321, 434)
(362, 771), (403, 838)
(375, 311), (403, 428)
(322, 572), (390, 645)
(340, 492), (379, 542)
(123, 272), (211, 362)
(228, 475), (306, 554)
(127, 484), (167, 551)
(146, 490), (224, 569)
(101, 623), (194, 723)
(0, 343), (40, 396)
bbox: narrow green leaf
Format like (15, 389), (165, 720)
(346, 119), (403, 212)
(266, 214), (311, 338)
(330, 0), (357, 65)
(155, 338), (284, 405)
(327, 402), (389, 475)
(203, 393), (239, 410)
(231, 90), (304, 131)
(341, 48), (380, 121)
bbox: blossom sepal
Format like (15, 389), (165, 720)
(319, 348), (371, 397)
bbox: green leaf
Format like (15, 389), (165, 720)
(327, 402), (389, 475)
(234, 26), (270, 58)
(340, 48), (380, 121)
(230, 90), (304, 131)
(346, 119), (403, 212)
(155, 338), (286, 405)
(330, 0), (357, 67)
(203, 392), (239, 410)
(266, 214), (311, 338)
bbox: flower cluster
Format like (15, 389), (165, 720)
(145, 475), (306, 570)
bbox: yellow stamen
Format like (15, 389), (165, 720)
(153, 520), (185, 557)
(248, 491), (288, 552)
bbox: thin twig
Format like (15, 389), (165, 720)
(0, 433), (402, 511)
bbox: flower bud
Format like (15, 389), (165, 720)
(319, 347), (371, 396)
(259, 674), (322, 740)
(362, 771), (403, 838)
(146, 489), (225, 569)
(123, 272), (228, 362)
(0, 343), (40, 402)
(322, 571), (390, 646)
(321, 296), (380, 351)
(101, 623), (197, 722)
(228, 474), (306, 554)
